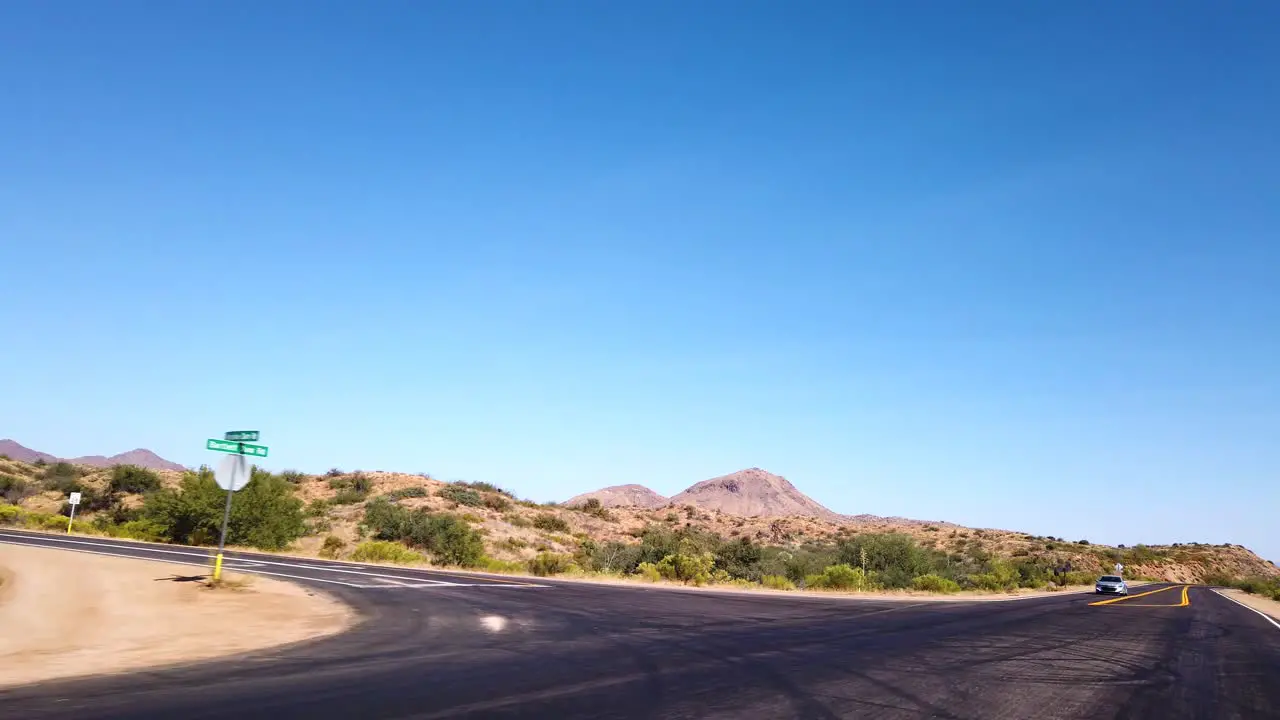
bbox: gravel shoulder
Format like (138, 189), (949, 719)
(0, 543), (354, 689)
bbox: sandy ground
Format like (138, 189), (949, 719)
(0, 544), (355, 689)
(1221, 588), (1280, 624)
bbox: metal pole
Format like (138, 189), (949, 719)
(213, 486), (233, 581)
(66, 503), (77, 533)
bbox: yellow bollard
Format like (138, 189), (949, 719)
(213, 553), (224, 582)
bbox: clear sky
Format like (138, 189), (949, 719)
(2, 2), (1277, 562)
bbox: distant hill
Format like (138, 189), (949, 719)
(0, 440), (185, 472)
(565, 484), (669, 509)
(667, 468), (843, 521)
(0, 440), (57, 465)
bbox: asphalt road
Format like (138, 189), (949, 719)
(1, 530), (1278, 719)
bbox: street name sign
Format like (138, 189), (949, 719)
(206, 438), (269, 457)
(224, 431), (260, 442)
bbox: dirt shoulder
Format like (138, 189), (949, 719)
(0, 544), (355, 689)
(1221, 588), (1280, 624)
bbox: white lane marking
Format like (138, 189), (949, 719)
(0, 532), (461, 586)
(0, 540), (366, 588)
(1212, 588), (1280, 631)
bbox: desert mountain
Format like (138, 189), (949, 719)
(667, 468), (843, 521)
(0, 440), (185, 472)
(565, 484), (669, 509)
(0, 440), (57, 464)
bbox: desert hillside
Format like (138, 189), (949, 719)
(1, 454), (1275, 592)
(565, 484), (668, 509)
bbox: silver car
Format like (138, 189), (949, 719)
(1095, 575), (1129, 596)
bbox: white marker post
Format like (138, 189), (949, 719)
(1115, 563), (1124, 576)
(66, 491), (81, 533)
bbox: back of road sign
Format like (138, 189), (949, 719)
(215, 453), (252, 492)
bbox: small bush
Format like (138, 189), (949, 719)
(350, 474), (374, 494)
(1077, 539), (1091, 546)
(528, 552), (573, 577)
(0, 474), (30, 503)
(383, 486), (429, 501)
(105, 519), (166, 542)
(455, 481), (513, 497)
(575, 498), (615, 521)
(656, 551), (715, 585)
(351, 540), (422, 564)
(502, 537), (528, 550)
(506, 514), (533, 528)
(484, 557), (525, 573)
(328, 477), (349, 490)
(325, 468), (344, 478)
(332, 488), (369, 505)
(912, 574), (961, 593)
(306, 499), (332, 517)
(533, 514), (570, 533)
(108, 465), (162, 495)
(279, 470), (307, 483)
(636, 562), (661, 582)
(0, 504), (24, 524)
(319, 535), (346, 558)
(808, 564), (876, 591)
(762, 575), (796, 591)
(439, 485), (483, 507)
(481, 494), (512, 511)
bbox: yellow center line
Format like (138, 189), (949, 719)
(1089, 584), (1181, 606)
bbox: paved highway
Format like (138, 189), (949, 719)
(1, 529), (1277, 719)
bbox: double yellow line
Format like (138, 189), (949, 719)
(1089, 584), (1190, 607)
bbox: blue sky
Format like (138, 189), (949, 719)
(2, 2), (1277, 562)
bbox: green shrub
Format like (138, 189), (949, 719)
(319, 535), (345, 558)
(0, 503), (24, 524)
(439, 485), (483, 507)
(836, 533), (936, 588)
(574, 498), (615, 521)
(715, 537), (764, 581)
(143, 468), (306, 550)
(332, 488), (368, 505)
(762, 574), (796, 591)
(351, 540), (422, 564)
(449, 481), (513, 497)
(655, 551), (715, 585)
(912, 574), (961, 593)
(533, 513), (570, 533)
(808, 564), (876, 591)
(327, 477), (349, 490)
(383, 486), (429, 501)
(103, 519), (166, 542)
(636, 562), (661, 582)
(586, 541), (643, 573)
(279, 470), (307, 483)
(528, 552), (572, 576)
(361, 499), (486, 567)
(0, 474), (31, 503)
(306, 499), (332, 517)
(108, 465), (162, 494)
(484, 557), (525, 573)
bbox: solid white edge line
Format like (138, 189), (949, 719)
(0, 540), (366, 588)
(1211, 588), (1280, 631)
(0, 531), (462, 586)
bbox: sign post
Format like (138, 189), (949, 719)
(207, 433), (266, 581)
(1115, 563), (1124, 576)
(66, 491), (81, 533)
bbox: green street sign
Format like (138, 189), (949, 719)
(206, 439), (269, 458)
(224, 430), (260, 442)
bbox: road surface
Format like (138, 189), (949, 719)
(1, 529), (1277, 719)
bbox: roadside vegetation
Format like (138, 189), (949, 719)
(1, 456), (1275, 595)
